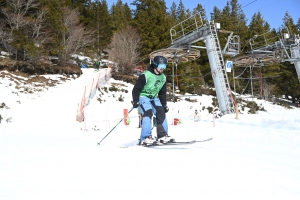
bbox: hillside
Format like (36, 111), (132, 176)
(0, 68), (300, 200)
(1, 64), (299, 125)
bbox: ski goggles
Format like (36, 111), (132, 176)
(157, 63), (167, 70)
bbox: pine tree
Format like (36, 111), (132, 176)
(176, 0), (187, 22)
(110, 0), (132, 32)
(281, 11), (299, 36)
(211, 6), (221, 21)
(132, 0), (171, 59)
(41, 0), (67, 56)
(296, 18), (300, 33)
(214, 0), (248, 51)
(167, 1), (179, 41)
(87, 0), (112, 60)
(274, 62), (300, 103)
(248, 11), (272, 49)
(193, 3), (207, 23)
(66, 0), (91, 24)
(169, 2), (177, 22)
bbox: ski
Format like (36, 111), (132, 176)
(142, 140), (196, 147)
(196, 137), (213, 142)
(142, 137), (213, 147)
(120, 138), (212, 148)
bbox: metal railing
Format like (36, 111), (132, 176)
(170, 12), (204, 44)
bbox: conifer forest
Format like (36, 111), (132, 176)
(0, 0), (299, 103)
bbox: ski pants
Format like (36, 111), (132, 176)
(138, 96), (168, 141)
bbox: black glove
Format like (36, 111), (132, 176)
(163, 106), (169, 113)
(131, 101), (140, 108)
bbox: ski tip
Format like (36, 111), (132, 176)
(195, 137), (213, 142)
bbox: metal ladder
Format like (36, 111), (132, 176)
(208, 21), (235, 113)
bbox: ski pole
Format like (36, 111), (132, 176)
(97, 107), (134, 146)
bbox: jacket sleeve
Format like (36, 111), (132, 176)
(132, 74), (146, 102)
(158, 82), (167, 107)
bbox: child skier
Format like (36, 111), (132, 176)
(132, 55), (174, 145)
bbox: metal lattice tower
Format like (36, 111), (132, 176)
(150, 12), (239, 115)
(204, 21), (235, 114)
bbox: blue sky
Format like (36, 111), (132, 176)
(107, 0), (299, 30)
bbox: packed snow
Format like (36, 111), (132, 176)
(0, 68), (300, 200)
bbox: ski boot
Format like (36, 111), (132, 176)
(157, 135), (175, 144)
(140, 136), (157, 146)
